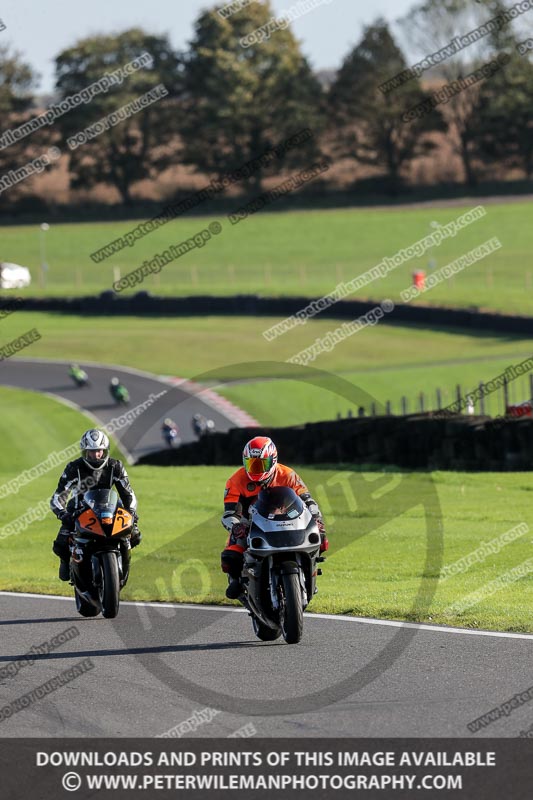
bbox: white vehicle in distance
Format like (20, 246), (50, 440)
(0, 263), (31, 289)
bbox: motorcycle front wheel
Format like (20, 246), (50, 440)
(279, 570), (303, 644)
(99, 552), (120, 618)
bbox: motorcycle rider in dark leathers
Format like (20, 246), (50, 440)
(50, 429), (141, 581)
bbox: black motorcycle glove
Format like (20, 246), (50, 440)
(61, 512), (75, 529)
(130, 528), (142, 548)
(230, 521), (248, 545)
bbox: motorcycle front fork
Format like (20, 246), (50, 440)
(71, 539), (131, 588)
(270, 558), (309, 609)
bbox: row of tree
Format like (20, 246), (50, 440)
(0, 0), (531, 204)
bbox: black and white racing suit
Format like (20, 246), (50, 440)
(50, 457), (139, 560)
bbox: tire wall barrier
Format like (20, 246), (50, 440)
(139, 415), (533, 471)
(4, 293), (533, 336)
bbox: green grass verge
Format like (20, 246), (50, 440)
(2, 312), (532, 422)
(1, 200), (531, 314)
(2, 387), (533, 632)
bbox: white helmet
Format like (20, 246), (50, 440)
(80, 429), (110, 469)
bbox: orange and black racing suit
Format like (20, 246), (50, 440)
(220, 463), (324, 579)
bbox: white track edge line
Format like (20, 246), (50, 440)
(1, 591), (533, 640)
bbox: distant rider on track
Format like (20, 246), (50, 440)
(109, 377), (129, 404)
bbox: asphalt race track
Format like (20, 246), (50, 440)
(1, 591), (533, 738)
(0, 358), (249, 461)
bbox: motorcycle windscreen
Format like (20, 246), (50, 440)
(254, 486), (305, 521)
(83, 488), (119, 517)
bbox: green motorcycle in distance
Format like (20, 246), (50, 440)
(109, 377), (130, 405)
(69, 363), (89, 387)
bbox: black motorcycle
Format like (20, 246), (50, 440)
(238, 486), (324, 644)
(69, 488), (134, 619)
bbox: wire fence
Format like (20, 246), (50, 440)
(339, 373), (533, 419)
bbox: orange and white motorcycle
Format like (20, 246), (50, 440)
(69, 488), (133, 619)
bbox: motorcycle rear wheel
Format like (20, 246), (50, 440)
(279, 570), (303, 644)
(251, 615), (281, 641)
(100, 552), (120, 618)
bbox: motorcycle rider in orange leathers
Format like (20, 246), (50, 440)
(220, 436), (328, 599)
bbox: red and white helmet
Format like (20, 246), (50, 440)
(242, 436), (278, 484)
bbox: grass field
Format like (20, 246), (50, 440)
(1, 200), (531, 313)
(2, 387), (533, 632)
(2, 312), (532, 422)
